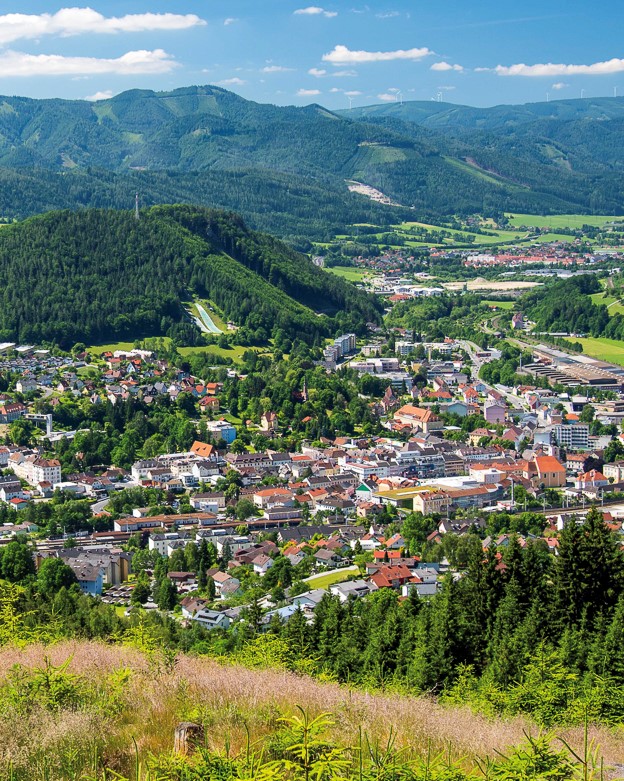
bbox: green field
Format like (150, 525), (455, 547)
(326, 266), (369, 281)
(399, 221), (527, 246)
(507, 213), (619, 229)
(590, 292), (624, 315)
(88, 337), (259, 363)
(566, 336), (624, 366)
(178, 344), (250, 361)
(88, 341), (136, 355)
(483, 300), (515, 309)
(324, 212), (617, 256)
(302, 565), (360, 590)
(530, 232), (585, 243)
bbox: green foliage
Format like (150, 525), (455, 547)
(37, 558), (78, 598)
(0, 540), (36, 583)
(521, 277), (609, 338)
(0, 205), (379, 347)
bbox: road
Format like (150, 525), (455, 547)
(458, 339), (529, 412)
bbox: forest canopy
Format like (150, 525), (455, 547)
(0, 205), (381, 347)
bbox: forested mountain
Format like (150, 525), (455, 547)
(0, 87), (621, 236)
(341, 96), (624, 215)
(343, 96), (624, 130)
(0, 205), (380, 347)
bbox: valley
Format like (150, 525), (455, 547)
(1, 82), (624, 781)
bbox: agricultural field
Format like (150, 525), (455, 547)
(506, 213), (619, 229)
(399, 220), (527, 246)
(529, 231), (584, 243)
(322, 214), (600, 254)
(565, 336), (624, 366)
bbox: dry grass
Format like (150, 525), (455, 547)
(1, 641), (624, 777)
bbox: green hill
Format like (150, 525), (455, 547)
(340, 96), (624, 215)
(0, 87), (621, 234)
(0, 205), (381, 347)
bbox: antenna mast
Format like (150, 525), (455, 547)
(135, 192), (140, 221)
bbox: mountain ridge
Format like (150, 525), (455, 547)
(0, 86), (621, 235)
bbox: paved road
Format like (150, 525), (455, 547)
(91, 498), (110, 514)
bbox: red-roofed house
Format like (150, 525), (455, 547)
(394, 405), (443, 434)
(530, 455), (567, 488)
(370, 564), (414, 590)
(575, 469), (609, 492)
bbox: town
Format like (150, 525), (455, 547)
(2, 304), (624, 636)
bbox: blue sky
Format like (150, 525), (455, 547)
(1, 1), (623, 108)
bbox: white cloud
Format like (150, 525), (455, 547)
(323, 44), (433, 64)
(495, 58), (624, 77)
(297, 88), (321, 96)
(224, 17), (238, 26)
(376, 11), (400, 18)
(333, 69), (357, 77)
(218, 77), (246, 86)
(294, 7), (337, 18)
(308, 67), (327, 77)
(85, 89), (114, 101)
(0, 9), (205, 44)
(431, 61), (463, 72)
(377, 92), (399, 101)
(331, 87), (362, 94)
(261, 65), (294, 73)
(552, 81), (569, 90)
(0, 49), (177, 77)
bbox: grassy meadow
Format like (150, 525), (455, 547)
(87, 337), (258, 364)
(2, 641), (624, 780)
(590, 291), (624, 315)
(325, 266), (369, 281)
(566, 336), (624, 366)
(506, 213), (619, 229)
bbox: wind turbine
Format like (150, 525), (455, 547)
(437, 91), (443, 103)
(546, 92), (550, 102)
(348, 95), (354, 110)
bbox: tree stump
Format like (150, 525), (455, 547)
(174, 722), (204, 756)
